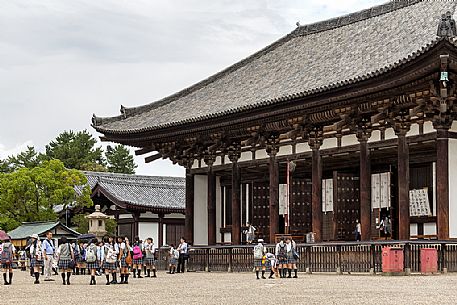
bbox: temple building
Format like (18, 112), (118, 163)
(92, 0), (457, 245)
(77, 171), (185, 246)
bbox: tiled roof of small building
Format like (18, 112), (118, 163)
(81, 171), (185, 212)
(8, 222), (80, 240)
(93, 0), (457, 134)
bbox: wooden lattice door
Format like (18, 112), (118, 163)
(289, 179), (312, 234)
(252, 182), (270, 241)
(334, 172), (360, 241)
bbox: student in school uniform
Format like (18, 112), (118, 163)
(1, 237), (16, 285)
(132, 236), (144, 278)
(275, 237), (287, 278)
(285, 237), (298, 278)
(57, 236), (74, 285)
(167, 244), (178, 274)
(29, 234), (43, 284)
(119, 237), (132, 284)
(109, 236), (119, 284)
(265, 252), (278, 279)
(86, 238), (100, 285)
(101, 236), (117, 285)
(144, 237), (157, 278)
(253, 239), (266, 280)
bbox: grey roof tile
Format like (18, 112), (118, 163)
(93, 0), (457, 134)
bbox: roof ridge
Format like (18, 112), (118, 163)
(83, 171), (184, 181)
(293, 0), (421, 37)
(98, 179), (184, 188)
(92, 0), (423, 129)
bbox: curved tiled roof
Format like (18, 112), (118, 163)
(80, 171), (185, 212)
(93, 0), (457, 135)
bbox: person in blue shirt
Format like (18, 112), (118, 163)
(41, 231), (55, 281)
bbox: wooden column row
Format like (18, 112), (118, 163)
(185, 169), (194, 244)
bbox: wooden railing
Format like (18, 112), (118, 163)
(152, 241), (457, 274)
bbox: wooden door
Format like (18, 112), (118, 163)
(252, 182), (270, 241)
(289, 179), (312, 235)
(334, 172), (360, 241)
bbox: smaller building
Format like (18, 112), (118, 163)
(8, 221), (80, 248)
(80, 171), (185, 246)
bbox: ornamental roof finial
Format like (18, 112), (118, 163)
(437, 11), (456, 38)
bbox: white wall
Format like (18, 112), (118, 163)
(424, 223), (437, 235)
(118, 214), (133, 219)
(164, 213), (185, 219)
(216, 176), (222, 244)
(410, 224), (418, 236)
(140, 212), (158, 218)
(194, 175), (208, 245)
(138, 222), (158, 244)
(449, 139), (457, 238)
(162, 224), (166, 246)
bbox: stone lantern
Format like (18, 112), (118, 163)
(86, 205), (110, 239)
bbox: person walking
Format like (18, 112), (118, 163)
(41, 231), (56, 281)
(144, 237), (157, 278)
(57, 237), (74, 285)
(176, 237), (188, 273)
(355, 219), (362, 241)
(1, 237), (16, 285)
(29, 234), (43, 284)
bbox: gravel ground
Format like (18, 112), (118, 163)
(1, 271), (457, 304)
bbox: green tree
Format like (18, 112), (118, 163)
(7, 146), (43, 170)
(0, 159), (11, 173)
(45, 130), (106, 171)
(72, 213), (117, 235)
(0, 159), (93, 231)
(106, 144), (137, 174)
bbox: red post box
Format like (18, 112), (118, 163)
(420, 248), (438, 274)
(382, 247), (404, 273)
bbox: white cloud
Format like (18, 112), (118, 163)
(0, 0), (386, 176)
(0, 141), (34, 160)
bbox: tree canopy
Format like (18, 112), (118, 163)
(44, 130), (106, 171)
(106, 144), (137, 174)
(0, 159), (92, 231)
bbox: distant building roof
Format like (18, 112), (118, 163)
(82, 171), (185, 213)
(93, 0), (454, 134)
(8, 221), (80, 240)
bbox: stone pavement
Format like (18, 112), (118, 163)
(1, 270), (457, 304)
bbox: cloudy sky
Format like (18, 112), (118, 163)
(0, 0), (385, 176)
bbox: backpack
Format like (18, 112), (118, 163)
(1, 243), (13, 264)
(86, 245), (97, 263)
(254, 245), (263, 259)
(105, 245), (117, 263)
(133, 245), (143, 259)
(278, 244), (286, 258)
(173, 249), (180, 259)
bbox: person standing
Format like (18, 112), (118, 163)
(29, 234), (43, 284)
(167, 244), (178, 274)
(176, 237), (188, 273)
(355, 219), (362, 241)
(285, 237), (298, 278)
(57, 237), (74, 285)
(85, 238), (100, 285)
(144, 238), (157, 278)
(119, 237), (132, 284)
(253, 239), (266, 279)
(109, 236), (119, 284)
(132, 236), (144, 278)
(1, 237), (16, 285)
(101, 236), (117, 285)
(245, 222), (256, 244)
(275, 238), (287, 278)
(42, 231), (56, 281)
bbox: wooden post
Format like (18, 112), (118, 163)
(397, 130), (410, 240)
(158, 213), (164, 246)
(132, 211), (140, 239)
(436, 128), (449, 240)
(231, 161), (241, 245)
(311, 147), (323, 242)
(269, 154), (279, 244)
(207, 169), (217, 245)
(185, 169), (195, 244)
(359, 138), (371, 241)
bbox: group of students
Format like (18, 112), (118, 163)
(253, 237), (299, 280)
(1, 231), (190, 286)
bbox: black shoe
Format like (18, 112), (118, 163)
(34, 280), (40, 284)
(261, 276), (266, 279)
(152, 275), (157, 278)
(137, 275), (143, 278)
(293, 275), (298, 278)
(106, 282), (110, 285)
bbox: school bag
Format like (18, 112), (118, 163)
(278, 244), (286, 259)
(133, 244), (143, 259)
(86, 245), (97, 263)
(173, 249), (179, 259)
(104, 246), (117, 264)
(254, 245), (263, 259)
(1, 243), (13, 264)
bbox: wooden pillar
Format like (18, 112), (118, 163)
(185, 169), (194, 244)
(207, 169), (217, 245)
(311, 147), (322, 242)
(436, 128), (449, 240)
(269, 154), (279, 244)
(397, 130), (410, 240)
(231, 161), (241, 244)
(158, 213), (164, 246)
(132, 211), (140, 239)
(358, 137), (371, 241)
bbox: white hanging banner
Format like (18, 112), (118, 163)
(380, 172), (391, 209)
(371, 174), (381, 209)
(279, 184), (287, 215)
(409, 188), (431, 217)
(322, 179), (333, 212)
